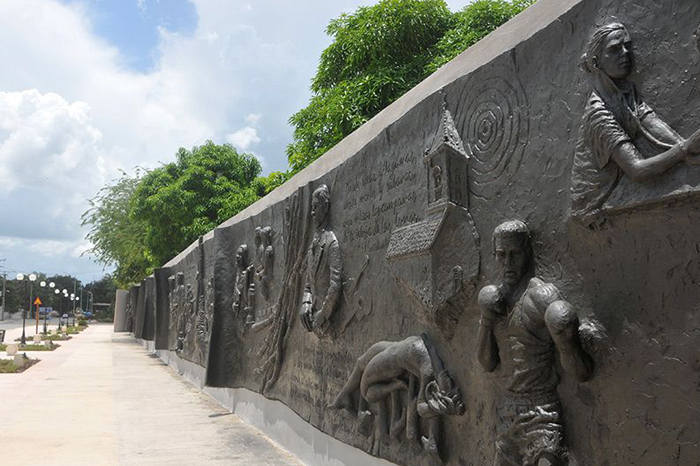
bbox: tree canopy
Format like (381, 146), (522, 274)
(83, 142), (263, 287)
(83, 0), (533, 288)
(82, 169), (152, 288)
(131, 141), (262, 267)
(285, 0), (533, 173)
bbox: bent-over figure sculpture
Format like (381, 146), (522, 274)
(330, 333), (465, 461)
(477, 220), (599, 466)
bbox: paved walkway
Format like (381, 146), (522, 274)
(0, 324), (303, 466)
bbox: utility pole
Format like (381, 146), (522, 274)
(1, 273), (5, 321)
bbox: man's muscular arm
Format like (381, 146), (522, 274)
(477, 285), (502, 372)
(532, 284), (594, 382)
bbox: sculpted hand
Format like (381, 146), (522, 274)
(478, 285), (505, 326)
(683, 129), (700, 163)
(300, 305), (313, 332)
(545, 300), (578, 349)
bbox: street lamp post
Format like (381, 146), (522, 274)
(87, 291), (93, 318)
(44, 281), (55, 334)
(53, 288), (60, 332)
(37, 280), (46, 334)
(63, 289), (69, 330)
(16, 273), (36, 346)
(70, 293), (75, 327)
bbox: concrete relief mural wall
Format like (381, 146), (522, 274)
(134, 1), (700, 464)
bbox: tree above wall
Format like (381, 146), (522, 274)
(284, 0), (534, 175)
(83, 142), (263, 288)
(82, 0), (534, 288)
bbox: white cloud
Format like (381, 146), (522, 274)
(226, 126), (260, 150)
(71, 241), (93, 258)
(0, 0), (471, 281)
(0, 89), (103, 193)
(28, 240), (72, 258)
(245, 113), (261, 125)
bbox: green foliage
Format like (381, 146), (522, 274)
(84, 275), (116, 320)
(287, 0), (453, 172)
(287, 0), (533, 172)
(82, 171), (151, 288)
(131, 141), (262, 267)
(256, 171), (292, 196)
(427, 0), (533, 72)
(84, 142), (263, 286)
(82, 0), (534, 283)
(0, 358), (21, 373)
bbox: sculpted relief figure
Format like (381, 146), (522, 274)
(477, 221), (598, 466)
(196, 277), (214, 364)
(174, 273), (186, 353)
(571, 23), (700, 228)
(232, 244), (254, 325)
(330, 334), (464, 461)
(300, 184), (343, 336)
(254, 226), (274, 299)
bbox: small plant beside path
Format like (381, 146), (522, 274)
(0, 355), (40, 373)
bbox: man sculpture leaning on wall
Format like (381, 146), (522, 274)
(477, 221), (600, 466)
(300, 184), (343, 336)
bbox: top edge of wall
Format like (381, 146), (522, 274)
(163, 0), (582, 268)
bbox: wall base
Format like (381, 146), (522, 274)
(135, 337), (397, 466)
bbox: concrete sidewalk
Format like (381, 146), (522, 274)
(0, 324), (303, 466)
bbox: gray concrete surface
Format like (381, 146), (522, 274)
(0, 324), (303, 466)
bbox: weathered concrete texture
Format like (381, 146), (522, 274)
(114, 289), (128, 332)
(134, 278), (147, 339)
(142, 276), (156, 341)
(0, 325), (303, 466)
(153, 267), (172, 349)
(162, 0), (700, 464)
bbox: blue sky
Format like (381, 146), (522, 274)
(0, 0), (474, 286)
(64, 0), (198, 72)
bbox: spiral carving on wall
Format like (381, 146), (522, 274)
(455, 66), (530, 199)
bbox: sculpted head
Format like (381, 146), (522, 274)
(582, 22), (633, 80)
(236, 244), (248, 269)
(492, 220), (531, 286)
(311, 184), (331, 229)
(254, 227), (262, 248)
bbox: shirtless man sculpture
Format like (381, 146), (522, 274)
(477, 220), (596, 466)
